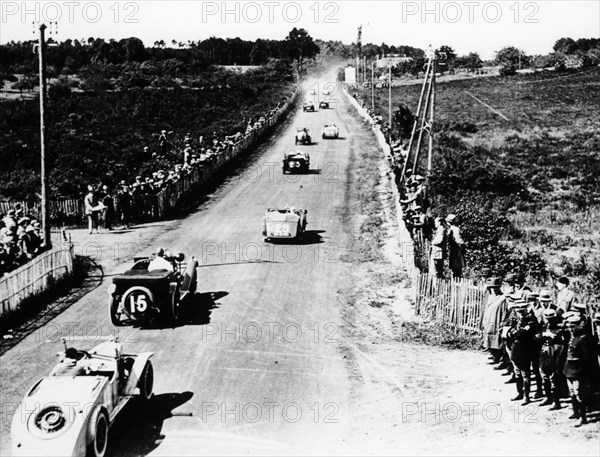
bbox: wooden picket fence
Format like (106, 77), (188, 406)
(0, 244), (74, 318)
(413, 272), (489, 334)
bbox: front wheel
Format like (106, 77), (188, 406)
(171, 287), (180, 323)
(87, 410), (108, 457)
(138, 361), (154, 402)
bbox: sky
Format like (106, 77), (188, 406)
(1, 1), (599, 59)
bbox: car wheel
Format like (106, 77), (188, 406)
(108, 295), (122, 326)
(138, 361), (154, 402)
(87, 410), (108, 457)
(171, 287), (180, 323)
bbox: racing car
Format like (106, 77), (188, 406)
(262, 207), (307, 242)
(11, 338), (154, 457)
(322, 124), (340, 139)
(295, 128), (311, 145)
(283, 151), (310, 174)
(108, 251), (198, 326)
(319, 101), (329, 109)
(302, 101), (315, 112)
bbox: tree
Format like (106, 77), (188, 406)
(285, 28), (320, 75)
(464, 52), (483, 73)
(553, 37), (577, 54)
(11, 75), (37, 97)
(249, 39), (269, 65)
(495, 46), (530, 75)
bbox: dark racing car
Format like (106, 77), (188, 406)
(108, 250), (198, 326)
(283, 150), (310, 174)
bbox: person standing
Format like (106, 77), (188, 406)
(117, 184), (132, 229)
(508, 300), (540, 405)
(446, 214), (466, 278)
(430, 217), (447, 279)
(84, 185), (99, 235)
(556, 276), (575, 315)
(101, 185), (114, 231)
(563, 313), (594, 427)
(482, 277), (507, 364)
(538, 309), (567, 410)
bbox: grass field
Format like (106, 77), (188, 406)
(359, 67), (600, 296)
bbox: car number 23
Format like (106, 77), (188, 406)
(273, 223), (290, 237)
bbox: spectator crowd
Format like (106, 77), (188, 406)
(482, 274), (600, 427)
(81, 91), (296, 233)
(351, 87), (599, 428)
(0, 206), (46, 277)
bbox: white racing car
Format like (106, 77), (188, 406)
(11, 338), (154, 457)
(322, 124), (340, 139)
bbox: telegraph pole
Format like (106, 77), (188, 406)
(388, 60), (392, 127)
(37, 23), (51, 249)
(371, 61), (375, 111)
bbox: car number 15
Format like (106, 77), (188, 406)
(129, 293), (148, 313)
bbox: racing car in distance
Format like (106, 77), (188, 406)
(295, 127), (311, 145)
(302, 101), (315, 112)
(322, 124), (340, 139)
(108, 251), (198, 326)
(262, 207), (308, 242)
(319, 100), (330, 109)
(283, 151), (310, 174)
(11, 338), (154, 457)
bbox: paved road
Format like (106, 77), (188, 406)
(0, 79), (366, 456)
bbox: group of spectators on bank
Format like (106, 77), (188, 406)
(482, 273), (600, 427)
(82, 91), (296, 232)
(0, 207), (45, 277)
(351, 85), (599, 428)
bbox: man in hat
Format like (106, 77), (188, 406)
(482, 277), (508, 363)
(556, 276), (575, 315)
(563, 314), (594, 426)
(446, 214), (466, 279)
(430, 217), (447, 279)
(84, 185), (100, 235)
(50, 347), (90, 377)
(116, 182), (132, 229)
(2, 209), (17, 229)
(538, 309), (568, 409)
(100, 185), (114, 231)
(508, 300), (541, 404)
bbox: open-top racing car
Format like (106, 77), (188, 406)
(322, 124), (340, 139)
(11, 338), (154, 457)
(295, 128), (312, 145)
(108, 250), (198, 326)
(302, 101), (315, 112)
(319, 100), (329, 109)
(283, 151), (310, 174)
(262, 207), (308, 242)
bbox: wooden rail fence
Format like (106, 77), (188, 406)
(0, 244), (74, 318)
(0, 87), (299, 224)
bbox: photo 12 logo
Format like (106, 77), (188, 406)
(400, 1), (540, 24)
(1, 1), (141, 24)
(201, 1), (340, 24)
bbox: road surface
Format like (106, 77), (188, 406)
(1, 78), (361, 456)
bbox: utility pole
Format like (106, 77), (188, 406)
(388, 60), (392, 127)
(37, 24), (51, 249)
(371, 61), (375, 111)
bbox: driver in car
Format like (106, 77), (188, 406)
(148, 247), (175, 272)
(50, 348), (90, 377)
